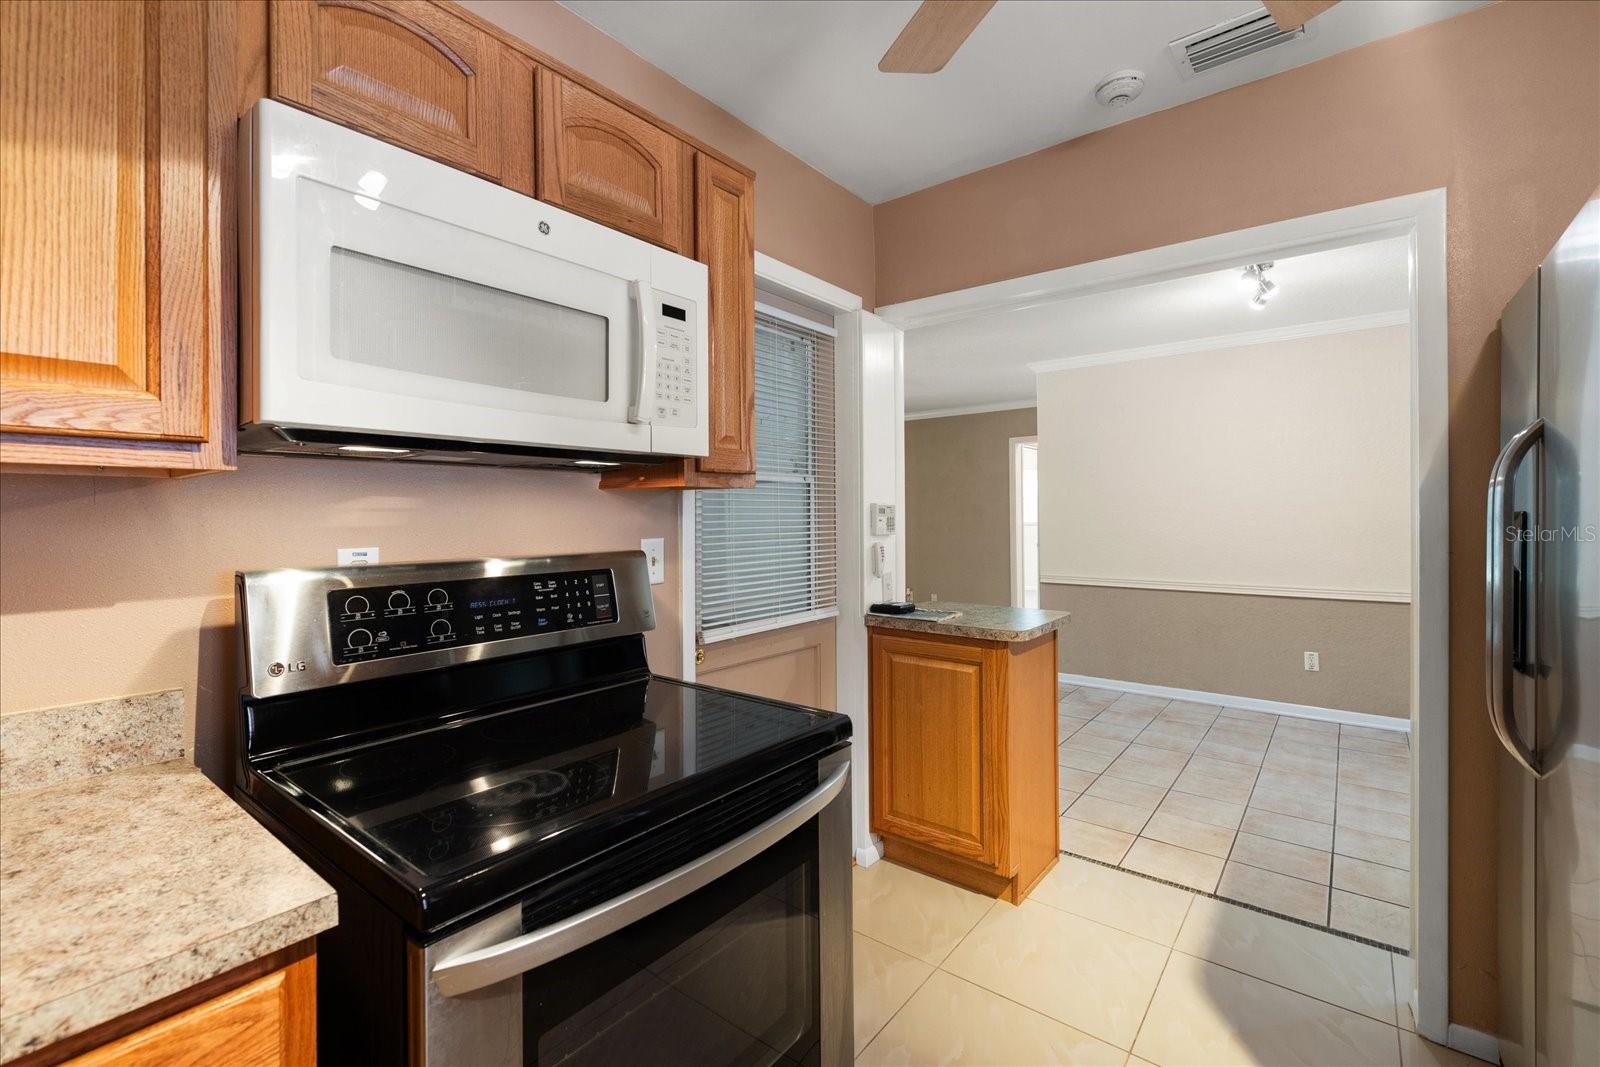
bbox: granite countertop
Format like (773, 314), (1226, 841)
(865, 602), (1070, 643)
(0, 700), (337, 1062)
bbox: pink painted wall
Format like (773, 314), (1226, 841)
(874, 0), (1600, 1028)
(0, 2), (877, 790)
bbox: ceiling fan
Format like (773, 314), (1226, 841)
(877, 0), (1341, 74)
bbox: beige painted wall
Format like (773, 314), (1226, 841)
(873, 2), (1600, 1026)
(1037, 326), (1410, 597)
(1035, 327), (1410, 717)
(0, 2), (876, 793)
(904, 407), (1037, 605)
(1045, 584), (1410, 719)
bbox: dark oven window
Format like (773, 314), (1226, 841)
(523, 817), (820, 1066)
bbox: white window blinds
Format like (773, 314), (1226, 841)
(696, 307), (837, 640)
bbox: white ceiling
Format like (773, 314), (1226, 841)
(558, 0), (1488, 203)
(902, 236), (1411, 414)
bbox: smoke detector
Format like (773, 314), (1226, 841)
(1094, 69), (1145, 108)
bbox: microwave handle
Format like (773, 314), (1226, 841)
(627, 280), (656, 425)
(429, 761), (849, 998)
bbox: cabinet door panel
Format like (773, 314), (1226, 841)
(0, 0), (208, 440)
(871, 634), (997, 863)
(537, 70), (692, 253)
(271, 0), (508, 179)
(65, 954), (315, 1067)
(695, 153), (755, 474)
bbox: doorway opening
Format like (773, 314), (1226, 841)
(1010, 436), (1039, 608)
(883, 190), (1448, 1040)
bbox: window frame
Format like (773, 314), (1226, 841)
(696, 304), (838, 644)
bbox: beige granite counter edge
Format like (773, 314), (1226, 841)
(864, 611), (1069, 643)
(0, 886), (337, 1062)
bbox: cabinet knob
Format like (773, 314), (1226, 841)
(695, 646), (706, 665)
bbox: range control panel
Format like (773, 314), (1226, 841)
(327, 569), (616, 665)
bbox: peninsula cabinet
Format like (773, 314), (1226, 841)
(0, 0), (235, 475)
(869, 626), (1060, 902)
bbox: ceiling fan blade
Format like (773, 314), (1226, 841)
(879, 0), (998, 74)
(1262, 1), (1340, 31)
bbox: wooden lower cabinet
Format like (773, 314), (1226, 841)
(869, 628), (1059, 902)
(17, 946), (316, 1067)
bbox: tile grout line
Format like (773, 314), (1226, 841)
(1057, 847), (1409, 954)
(1163, 943), (1411, 1033)
(1327, 724), (1343, 925)
(1214, 715), (1270, 892)
(1064, 697), (1410, 943)
(857, 937), (942, 1059)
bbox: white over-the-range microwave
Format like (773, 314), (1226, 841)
(239, 100), (708, 468)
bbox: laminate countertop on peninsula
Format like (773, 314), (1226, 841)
(0, 696), (337, 1063)
(864, 603), (1070, 643)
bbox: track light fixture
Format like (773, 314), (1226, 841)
(1242, 262), (1278, 309)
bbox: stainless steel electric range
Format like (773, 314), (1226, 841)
(233, 551), (852, 1066)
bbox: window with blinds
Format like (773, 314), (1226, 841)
(696, 306), (837, 641)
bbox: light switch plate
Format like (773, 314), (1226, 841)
(641, 538), (665, 584)
(338, 546), (380, 566)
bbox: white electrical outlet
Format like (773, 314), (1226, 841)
(338, 546), (379, 566)
(641, 538), (665, 585)
(1304, 651), (1320, 672)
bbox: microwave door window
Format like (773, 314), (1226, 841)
(329, 247), (609, 403)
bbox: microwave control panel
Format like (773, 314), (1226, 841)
(326, 569), (616, 665)
(652, 300), (697, 427)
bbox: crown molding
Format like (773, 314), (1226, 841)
(904, 400), (1036, 421)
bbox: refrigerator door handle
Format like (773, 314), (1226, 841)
(1485, 416), (1549, 779)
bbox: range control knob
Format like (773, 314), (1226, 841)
(430, 618), (454, 638)
(426, 587), (450, 608)
(343, 595), (370, 617)
(388, 590), (412, 611)
(347, 628), (374, 649)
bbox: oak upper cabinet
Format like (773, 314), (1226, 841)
(536, 70), (693, 255)
(0, 0), (231, 474)
(695, 152), (757, 475)
(269, 0), (524, 183)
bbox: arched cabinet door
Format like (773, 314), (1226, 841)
(536, 70), (693, 255)
(270, 0), (520, 181)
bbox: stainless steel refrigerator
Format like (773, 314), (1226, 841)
(1491, 196), (1598, 1067)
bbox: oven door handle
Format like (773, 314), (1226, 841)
(431, 761), (850, 997)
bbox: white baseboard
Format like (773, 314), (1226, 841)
(1057, 673), (1411, 733)
(855, 837), (884, 867)
(1446, 1023), (1501, 1064)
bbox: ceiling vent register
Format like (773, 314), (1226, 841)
(1169, 7), (1313, 78)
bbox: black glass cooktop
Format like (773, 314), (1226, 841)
(261, 676), (843, 891)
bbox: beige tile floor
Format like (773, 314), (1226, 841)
(1057, 685), (1412, 948)
(853, 857), (1482, 1066)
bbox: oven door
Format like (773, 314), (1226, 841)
(417, 754), (851, 1067)
(243, 100), (708, 458)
